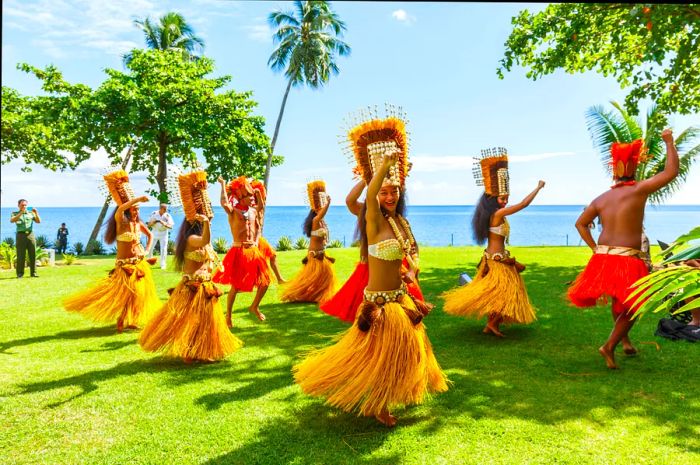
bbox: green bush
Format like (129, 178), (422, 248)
(72, 242), (84, 255)
(85, 239), (106, 255)
(294, 237), (309, 250)
(167, 240), (176, 255)
(62, 253), (77, 265)
(276, 236), (293, 251)
(213, 237), (229, 254)
(36, 249), (49, 266)
(327, 239), (343, 249)
(350, 240), (361, 247)
(0, 243), (16, 269)
(3, 236), (15, 247)
(35, 235), (52, 249)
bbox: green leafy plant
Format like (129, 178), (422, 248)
(167, 240), (176, 255)
(35, 234), (52, 249)
(3, 236), (15, 247)
(629, 226), (700, 319)
(35, 248), (49, 266)
(327, 239), (343, 249)
(62, 253), (77, 265)
(213, 237), (229, 254)
(350, 240), (360, 248)
(276, 236), (293, 251)
(72, 242), (84, 255)
(294, 237), (309, 250)
(0, 243), (17, 269)
(85, 239), (106, 255)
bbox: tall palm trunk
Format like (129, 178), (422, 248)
(87, 142), (137, 245)
(156, 133), (169, 202)
(263, 78), (293, 188)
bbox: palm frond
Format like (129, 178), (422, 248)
(584, 105), (629, 174)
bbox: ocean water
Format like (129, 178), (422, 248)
(2, 205), (699, 250)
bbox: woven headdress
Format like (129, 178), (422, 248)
(341, 104), (410, 189)
(103, 169), (135, 206)
(473, 147), (509, 197)
(178, 170), (214, 221)
(611, 139), (645, 179)
(226, 176), (253, 202)
(250, 179), (266, 203)
(306, 180), (327, 212)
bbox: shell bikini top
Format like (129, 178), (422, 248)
(184, 244), (221, 273)
(368, 238), (404, 261)
(489, 218), (510, 239)
(116, 231), (140, 242)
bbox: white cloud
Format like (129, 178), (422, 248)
(246, 24), (271, 42)
(391, 9), (416, 25)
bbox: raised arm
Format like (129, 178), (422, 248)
(31, 208), (41, 224)
(314, 194), (332, 224)
(366, 149), (399, 236)
(494, 181), (545, 220)
(575, 202), (599, 251)
(188, 215), (211, 249)
(116, 196), (148, 222)
(637, 129), (679, 195)
(345, 180), (365, 216)
(218, 176), (233, 214)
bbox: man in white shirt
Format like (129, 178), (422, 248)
(147, 203), (175, 269)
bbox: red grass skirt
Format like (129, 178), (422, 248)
(212, 245), (271, 292)
(258, 237), (276, 259)
(319, 260), (426, 323)
(567, 253), (649, 315)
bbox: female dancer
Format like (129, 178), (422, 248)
(139, 170), (242, 362)
(63, 170), (161, 332)
(280, 181), (337, 303)
(442, 148), (544, 336)
(294, 108), (448, 427)
(319, 180), (425, 322)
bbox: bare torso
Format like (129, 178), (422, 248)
(593, 185), (647, 249)
(116, 220), (146, 259)
(226, 207), (258, 245)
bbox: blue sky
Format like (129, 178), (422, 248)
(2, 0), (699, 207)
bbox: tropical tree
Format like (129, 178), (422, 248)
(585, 101), (699, 204)
(123, 12), (204, 65)
(499, 4), (700, 116)
(264, 0), (351, 188)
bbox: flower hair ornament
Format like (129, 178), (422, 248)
(610, 139), (646, 182)
(101, 168), (136, 206)
(305, 180), (328, 212)
(339, 103), (411, 188)
(472, 147), (509, 197)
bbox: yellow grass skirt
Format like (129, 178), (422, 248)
(63, 257), (161, 327)
(293, 294), (449, 417)
(139, 277), (242, 361)
(442, 257), (536, 324)
(280, 252), (337, 304)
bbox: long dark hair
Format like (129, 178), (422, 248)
(472, 193), (500, 245)
(356, 188), (407, 256)
(174, 219), (203, 271)
(302, 209), (315, 238)
(104, 207), (133, 245)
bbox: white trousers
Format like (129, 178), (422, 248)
(148, 231), (169, 269)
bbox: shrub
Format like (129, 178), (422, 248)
(3, 236), (15, 247)
(294, 237), (309, 250)
(213, 237), (229, 254)
(85, 239), (106, 255)
(350, 240), (361, 248)
(72, 242), (84, 255)
(109, 246), (118, 255)
(167, 240), (176, 255)
(35, 234), (52, 249)
(0, 243), (16, 269)
(36, 249), (49, 266)
(327, 239), (343, 249)
(276, 236), (293, 251)
(62, 253), (77, 265)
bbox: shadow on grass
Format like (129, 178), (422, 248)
(0, 325), (117, 354)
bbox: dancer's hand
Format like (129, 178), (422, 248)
(537, 180), (546, 189)
(218, 176), (225, 185)
(195, 214), (209, 223)
(383, 147), (400, 165)
(137, 195), (149, 203)
(661, 128), (674, 144)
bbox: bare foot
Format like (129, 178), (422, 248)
(183, 357), (193, 364)
(598, 346), (618, 369)
(249, 306), (266, 322)
(277, 278), (287, 284)
(622, 337), (637, 355)
(125, 324), (138, 330)
(226, 316), (233, 329)
(485, 322), (504, 337)
(375, 411), (397, 427)
(116, 319), (124, 334)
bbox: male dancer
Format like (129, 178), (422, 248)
(214, 176), (271, 326)
(568, 129), (678, 369)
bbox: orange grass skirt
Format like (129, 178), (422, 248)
(441, 257), (536, 324)
(63, 258), (161, 327)
(139, 278), (242, 361)
(213, 245), (271, 292)
(258, 237), (276, 259)
(320, 261), (426, 323)
(567, 253), (648, 316)
(280, 252), (337, 304)
(293, 294), (448, 417)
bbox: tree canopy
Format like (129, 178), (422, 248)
(499, 4), (700, 116)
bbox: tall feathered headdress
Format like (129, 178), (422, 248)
(102, 169), (135, 206)
(306, 180), (327, 212)
(340, 103), (410, 189)
(611, 139), (645, 179)
(473, 147), (509, 197)
(178, 170), (214, 221)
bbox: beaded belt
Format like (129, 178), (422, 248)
(115, 256), (144, 266)
(595, 245), (642, 257)
(483, 249), (510, 261)
(363, 283), (407, 306)
(183, 272), (213, 283)
(232, 241), (257, 248)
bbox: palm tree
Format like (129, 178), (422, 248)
(123, 12), (204, 65)
(264, 0), (351, 188)
(585, 101), (699, 204)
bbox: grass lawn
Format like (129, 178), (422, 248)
(1, 246), (698, 465)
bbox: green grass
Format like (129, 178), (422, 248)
(1, 246), (698, 465)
